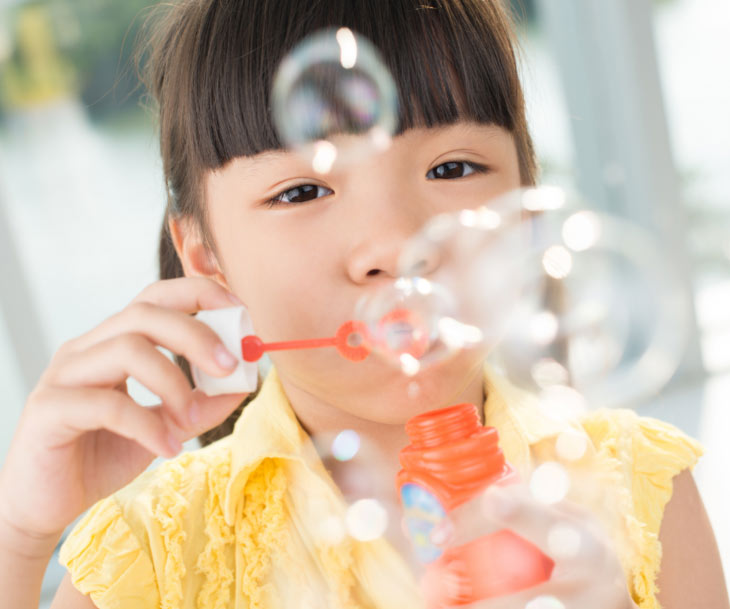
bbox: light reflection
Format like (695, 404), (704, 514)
(562, 211), (602, 252)
(530, 462), (570, 505)
(345, 498), (389, 541)
(336, 27), (357, 69)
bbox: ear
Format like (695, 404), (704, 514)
(168, 215), (231, 291)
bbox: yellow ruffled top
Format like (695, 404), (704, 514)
(58, 366), (702, 609)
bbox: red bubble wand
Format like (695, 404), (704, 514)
(239, 309), (429, 363)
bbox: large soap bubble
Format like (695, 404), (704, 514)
(271, 27), (399, 172)
(391, 187), (691, 408)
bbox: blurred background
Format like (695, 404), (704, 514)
(0, 0), (727, 604)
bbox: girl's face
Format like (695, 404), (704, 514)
(190, 122), (521, 423)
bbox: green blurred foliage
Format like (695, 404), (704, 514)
(49, 0), (155, 118)
(1, 0), (155, 120)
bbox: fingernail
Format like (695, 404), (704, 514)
(188, 401), (200, 425)
(167, 432), (183, 456)
(214, 344), (238, 369)
(227, 292), (244, 306)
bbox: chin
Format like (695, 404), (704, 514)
(340, 350), (487, 424)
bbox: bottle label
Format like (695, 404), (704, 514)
(400, 483), (447, 563)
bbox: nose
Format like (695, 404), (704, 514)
(345, 200), (441, 284)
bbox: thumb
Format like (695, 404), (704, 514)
(185, 389), (249, 440)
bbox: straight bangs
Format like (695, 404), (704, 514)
(146, 0), (524, 171)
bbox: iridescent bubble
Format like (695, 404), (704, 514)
(483, 187), (691, 408)
(354, 276), (473, 375)
(271, 28), (398, 172)
(398, 190), (531, 352)
(530, 462), (571, 505)
(363, 185), (688, 408)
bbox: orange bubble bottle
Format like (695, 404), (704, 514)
(397, 403), (554, 607)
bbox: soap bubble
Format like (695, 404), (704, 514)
(346, 498), (389, 541)
(331, 429), (361, 462)
(398, 191), (529, 352)
(271, 27), (398, 172)
(555, 429), (589, 462)
(397, 187), (691, 408)
(491, 196), (691, 408)
(530, 462), (571, 505)
(354, 276), (482, 375)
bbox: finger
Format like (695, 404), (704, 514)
(48, 333), (195, 429)
(480, 485), (603, 570)
(64, 303), (239, 378)
(131, 277), (243, 312)
(35, 386), (181, 458)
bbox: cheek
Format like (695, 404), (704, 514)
(221, 232), (343, 339)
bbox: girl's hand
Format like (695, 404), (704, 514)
(424, 483), (638, 609)
(0, 278), (249, 551)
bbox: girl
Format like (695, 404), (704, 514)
(0, 1), (726, 608)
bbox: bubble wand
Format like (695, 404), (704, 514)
(192, 306), (429, 396)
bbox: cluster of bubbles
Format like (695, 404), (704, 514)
(272, 28), (688, 608)
(311, 429), (393, 544)
(271, 28), (691, 412)
(356, 186), (691, 412)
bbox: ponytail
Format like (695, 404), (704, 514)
(158, 214), (255, 447)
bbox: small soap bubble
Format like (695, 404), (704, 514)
(541, 245), (573, 280)
(530, 462), (570, 505)
(332, 430), (361, 462)
(271, 28), (398, 171)
(547, 523), (582, 560)
(313, 429), (389, 501)
(345, 498), (389, 541)
(562, 211), (601, 252)
(525, 595), (566, 609)
(555, 429), (589, 462)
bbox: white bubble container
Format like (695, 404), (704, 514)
(192, 306), (258, 395)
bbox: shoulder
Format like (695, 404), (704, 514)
(656, 469), (730, 607)
(578, 408), (704, 608)
(580, 408), (703, 488)
(58, 437), (235, 609)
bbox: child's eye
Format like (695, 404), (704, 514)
(426, 160), (487, 180)
(267, 184), (334, 207)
